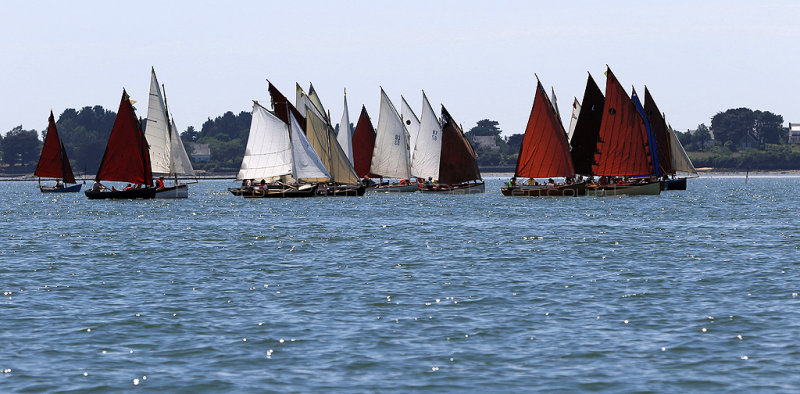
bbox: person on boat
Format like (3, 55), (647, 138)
(425, 177), (434, 189)
(509, 177), (516, 187)
(55, 180), (64, 188)
(260, 179), (268, 190)
(91, 181), (107, 192)
(124, 184), (133, 191)
(155, 176), (165, 189)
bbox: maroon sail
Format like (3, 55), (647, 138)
(438, 106), (481, 184)
(35, 111), (76, 184)
(352, 105), (376, 178)
(569, 74), (605, 175)
(643, 87), (673, 174)
(515, 81), (575, 179)
(268, 82), (305, 132)
(591, 68), (652, 176)
(95, 90), (153, 186)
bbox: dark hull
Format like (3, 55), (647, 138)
(317, 184), (367, 197)
(85, 188), (156, 199)
(501, 182), (585, 197)
(241, 185), (318, 198)
(663, 177), (688, 190)
(40, 184), (82, 193)
(585, 180), (661, 196)
(420, 181), (485, 194)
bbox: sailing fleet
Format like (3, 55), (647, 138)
(35, 66), (695, 199)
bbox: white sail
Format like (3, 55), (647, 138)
(370, 88), (412, 179)
(237, 102), (293, 180)
(169, 118), (195, 177)
(410, 91), (442, 180)
(145, 68), (171, 174)
(667, 123), (697, 174)
(288, 112), (330, 182)
(567, 97), (581, 142)
(400, 95), (421, 160)
(337, 90), (354, 165)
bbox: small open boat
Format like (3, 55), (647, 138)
(85, 89), (156, 200)
(36, 111), (82, 193)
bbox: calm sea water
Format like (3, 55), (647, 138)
(1, 176), (798, 392)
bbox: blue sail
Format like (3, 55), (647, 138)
(632, 90), (660, 177)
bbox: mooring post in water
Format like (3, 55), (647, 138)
(746, 169), (749, 184)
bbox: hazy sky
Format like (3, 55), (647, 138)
(2, 0), (798, 137)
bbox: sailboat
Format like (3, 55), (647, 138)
(35, 111), (81, 193)
(296, 84), (365, 196)
(85, 89), (155, 199)
(501, 79), (584, 197)
(414, 100), (484, 194)
(643, 87), (696, 190)
(585, 67), (660, 196)
(368, 88), (417, 192)
(234, 101), (329, 197)
(144, 68), (195, 198)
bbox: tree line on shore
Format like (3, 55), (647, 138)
(0, 105), (797, 174)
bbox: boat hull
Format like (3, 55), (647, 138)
(367, 184), (419, 193)
(501, 182), (585, 197)
(155, 184), (189, 199)
(84, 188), (156, 199)
(40, 184), (82, 193)
(317, 184), (367, 196)
(420, 181), (485, 194)
(241, 184), (318, 198)
(586, 181), (661, 196)
(663, 177), (688, 190)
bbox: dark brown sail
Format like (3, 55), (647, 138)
(438, 106), (481, 185)
(268, 82), (306, 132)
(643, 87), (673, 175)
(35, 111), (76, 184)
(352, 105), (376, 178)
(569, 74), (605, 175)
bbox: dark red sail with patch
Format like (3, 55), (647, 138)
(515, 81), (575, 179)
(592, 68), (652, 176)
(352, 105), (377, 178)
(35, 111), (76, 183)
(438, 106), (481, 184)
(95, 90), (153, 186)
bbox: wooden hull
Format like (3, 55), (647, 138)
(663, 177), (688, 190)
(420, 181), (485, 194)
(155, 184), (188, 199)
(367, 184), (419, 193)
(586, 181), (661, 196)
(241, 184), (318, 198)
(317, 184), (367, 197)
(501, 182), (585, 197)
(40, 184), (82, 193)
(85, 187), (156, 199)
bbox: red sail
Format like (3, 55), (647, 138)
(352, 105), (376, 178)
(515, 81), (575, 179)
(268, 82), (306, 132)
(592, 68), (652, 176)
(35, 111), (76, 183)
(439, 106), (481, 184)
(95, 90), (153, 186)
(643, 87), (673, 174)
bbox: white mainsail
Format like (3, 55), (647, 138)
(410, 91), (443, 180)
(288, 112), (330, 182)
(567, 97), (581, 142)
(400, 95), (421, 160)
(145, 68), (171, 174)
(237, 102), (293, 180)
(169, 119), (196, 177)
(370, 88), (412, 179)
(667, 123), (697, 174)
(338, 90), (354, 165)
